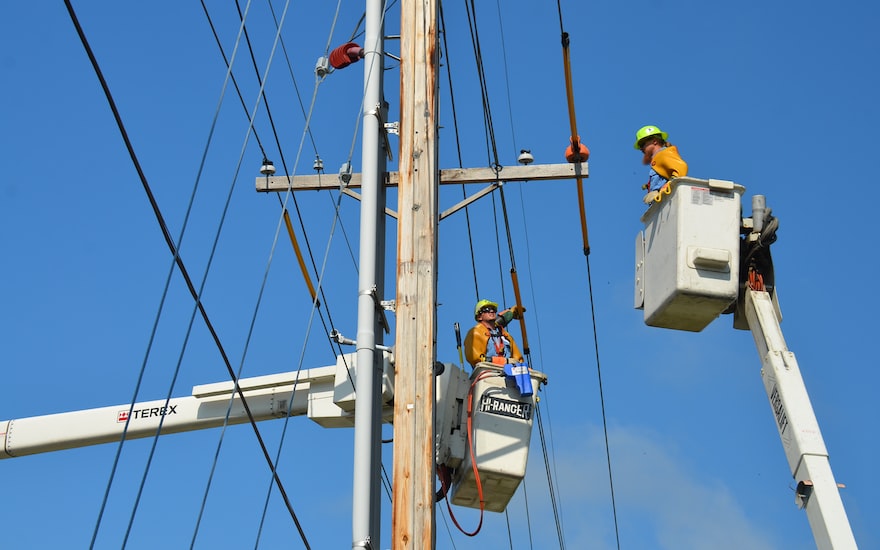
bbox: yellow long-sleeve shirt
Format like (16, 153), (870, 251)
(464, 323), (524, 367)
(650, 145), (688, 180)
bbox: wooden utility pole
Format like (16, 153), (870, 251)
(253, 3), (587, 547)
(391, 0), (439, 547)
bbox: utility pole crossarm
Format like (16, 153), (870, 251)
(254, 162), (588, 192)
(744, 289), (858, 549)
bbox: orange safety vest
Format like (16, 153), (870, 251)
(464, 323), (524, 367)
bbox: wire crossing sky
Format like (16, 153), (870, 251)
(1, 1), (878, 549)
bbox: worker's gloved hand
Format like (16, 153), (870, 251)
(508, 305), (526, 319)
(496, 305), (526, 327)
(643, 190), (660, 204)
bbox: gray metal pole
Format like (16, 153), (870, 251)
(352, 0), (386, 547)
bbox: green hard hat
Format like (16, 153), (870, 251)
(634, 125), (669, 149)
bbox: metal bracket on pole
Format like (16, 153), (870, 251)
(368, 287), (391, 334)
(330, 329), (393, 352)
(339, 162), (353, 187)
(330, 330), (357, 346)
(368, 104), (394, 161)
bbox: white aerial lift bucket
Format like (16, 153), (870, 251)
(635, 177), (745, 331)
(449, 363), (546, 512)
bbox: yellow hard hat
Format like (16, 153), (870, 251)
(634, 125), (669, 149)
(474, 299), (499, 319)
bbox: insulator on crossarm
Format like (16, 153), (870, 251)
(517, 149), (534, 165)
(260, 158), (276, 176)
(329, 42), (364, 70)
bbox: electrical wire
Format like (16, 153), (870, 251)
(192, 2), (358, 546)
(200, 0), (343, 344)
(199, 0), (346, 367)
(238, 0), (345, 353)
(182, 3), (378, 547)
(233, 0), (330, 320)
(195, 0), (399, 542)
(438, 3), (481, 300)
(70, 0), (602, 546)
(540, 2), (621, 548)
(457, 0), (571, 546)
(174, 3), (324, 548)
(220, 11), (407, 547)
(519, 479), (535, 549)
(536, 403), (566, 549)
(255, 193), (348, 549)
(217, 3), (402, 545)
(582, 257), (620, 549)
(464, 0), (502, 171)
(61, 2), (311, 548)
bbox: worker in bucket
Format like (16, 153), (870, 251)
(464, 299), (525, 368)
(634, 125), (688, 204)
(465, 299), (533, 396)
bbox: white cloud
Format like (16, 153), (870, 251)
(529, 423), (781, 550)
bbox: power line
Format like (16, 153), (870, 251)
(62, 2), (311, 547)
(457, 1), (571, 547)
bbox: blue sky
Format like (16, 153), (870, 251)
(1, 1), (877, 549)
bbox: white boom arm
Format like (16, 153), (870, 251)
(1, 352), (395, 459)
(0, 368), (329, 459)
(745, 289), (857, 549)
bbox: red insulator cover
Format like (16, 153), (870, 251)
(565, 136), (590, 162)
(329, 42), (363, 69)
